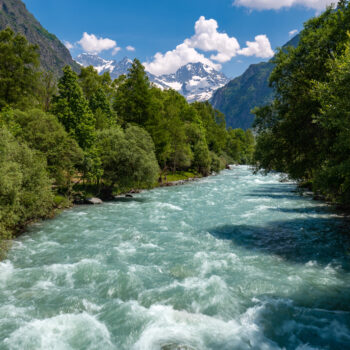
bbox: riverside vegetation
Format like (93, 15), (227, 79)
(253, 1), (350, 208)
(0, 27), (255, 254)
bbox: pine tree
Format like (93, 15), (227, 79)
(0, 28), (40, 110)
(52, 66), (95, 149)
(113, 59), (151, 126)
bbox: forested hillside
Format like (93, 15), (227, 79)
(254, 1), (350, 207)
(211, 35), (299, 130)
(0, 0), (79, 75)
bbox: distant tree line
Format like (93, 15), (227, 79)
(253, 1), (350, 207)
(0, 27), (254, 247)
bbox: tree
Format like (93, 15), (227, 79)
(0, 28), (40, 110)
(51, 66), (96, 149)
(96, 126), (159, 190)
(192, 102), (227, 155)
(38, 71), (57, 112)
(254, 3), (350, 181)
(0, 127), (53, 242)
(79, 66), (115, 129)
(1, 109), (83, 188)
(312, 43), (350, 204)
(113, 59), (151, 125)
(193, 140), (211, 176)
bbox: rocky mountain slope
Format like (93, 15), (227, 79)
(0, 0), (80, 75)
(211, 35), (300, 129)
(76, 53), (229, 102)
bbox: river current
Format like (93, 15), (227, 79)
(0, 166), (350, 350)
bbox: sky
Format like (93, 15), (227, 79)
(22, 0), (339, 78)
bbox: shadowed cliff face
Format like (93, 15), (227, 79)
(0, 0), (80, 75)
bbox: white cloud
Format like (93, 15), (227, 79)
(78, 32), (118, 54)
(289, 29), (298, 36)
(238, 35), (274, 58)
(126, 46), (136, 52)
(145, 16), (273, 76)
(185, 16), (240, 63)
(64, 41), (74, 50)
(144, 42), (221, 76)
(233, 0), (339, 11)
(112, 47), (122, 55)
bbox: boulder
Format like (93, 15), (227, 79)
(85, 197), (103, 205)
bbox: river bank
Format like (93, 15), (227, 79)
(0, 171), (203, 260)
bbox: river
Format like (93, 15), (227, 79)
(0, 166), (349, 349)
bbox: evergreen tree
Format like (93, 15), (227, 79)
(0, 28), (40, 110)
(78, 66), (115, 129)
(51, 66), (95, 149)
(113, 59), (151, 125)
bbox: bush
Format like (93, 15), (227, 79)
(0, 127), (54, 241)
(1, 109), (84, 187)
(97, 126), (159, 190)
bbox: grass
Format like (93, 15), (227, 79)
(163, 171), (200, 182)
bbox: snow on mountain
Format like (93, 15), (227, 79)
(75, 54), (229, 102)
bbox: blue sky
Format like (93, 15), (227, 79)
(22, 0), (338, 78)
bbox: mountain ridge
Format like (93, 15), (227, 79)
(76, 53), (229, 103)
(0, 0), (80, 75)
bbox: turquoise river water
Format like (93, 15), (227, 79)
(0, 166), (350, 350)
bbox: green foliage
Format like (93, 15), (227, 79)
(113, 59), (151, 125)
(38, 71), (57, 112)
(210, 151), (226, 173)
(193, 140), (211, 176)
(0, 28), (40, 110)
(312, 43), (350, 203)
(0, 0), (80, 75)
(96, 126), (159, 190)
(1, 109), (84, 187)
(253, 2), (350, 205)
(192, 101), (227, 154)
(52, 66), (96, 149)
(0, 127), (53, 240)
(226, 128), (255, 164)
(79, 66), (116, 129)
(0, 25), (256, 245)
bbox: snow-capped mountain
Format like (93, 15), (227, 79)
(75, 53), (229, 102)
(155, 63), (229, 102)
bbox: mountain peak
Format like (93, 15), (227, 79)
(75, 53), (229, 102)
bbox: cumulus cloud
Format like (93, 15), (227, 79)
(126, 46), (136, 52)
(233, 0), (339, 11)
(289, 29), (298, 36)
(64, 41), (74, 50)
(238, 35), (274, 58)
(144, 42), (221, 76)
(78, 32), (119, 54)
(185, 16), (240, 63)
(144, 16), (273, 76)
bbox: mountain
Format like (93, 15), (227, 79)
(210, 35), (300, 130)
(76, 53), (229, 102)
(0, 0), (80, 75)
(155, 62), (229, 102)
